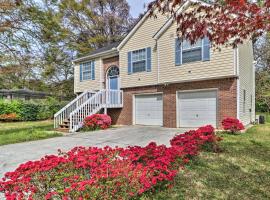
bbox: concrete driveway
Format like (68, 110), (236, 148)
(0, 126), (185, 178)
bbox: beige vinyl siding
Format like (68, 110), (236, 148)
(238, 41), (255, 125)
(74, 58), (102, 93)
(119, 13), (169, 88)
(158, 22), (235, 83)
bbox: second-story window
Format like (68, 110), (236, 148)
(132, 49), (146, 73)
(182, 40), (202, 64)
(175, 37), (210, 65)
(128, 47), (151, 74)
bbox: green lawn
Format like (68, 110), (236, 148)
(0, 120), (62, 146)
(145, 124), (270, 200)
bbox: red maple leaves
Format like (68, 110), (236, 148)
(149, 0), (270, 47)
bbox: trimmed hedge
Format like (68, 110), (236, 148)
(0, 97), (67, 121)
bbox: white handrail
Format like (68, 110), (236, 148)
(69, 89), (123, 132)
(54, 91), (95, 128)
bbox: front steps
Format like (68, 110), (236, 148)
(57, 119), (70, 133)
(54, 90), (123, 133)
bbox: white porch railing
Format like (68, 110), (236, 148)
(54, 91), (95, 129)
(69, 89), (123, 132)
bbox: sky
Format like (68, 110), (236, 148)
(127, 0), (153, 17)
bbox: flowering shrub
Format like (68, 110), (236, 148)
(170, 125), (222, 153)
(0, 113), (18, 122)
(0, 125), (221, 199)
(83, 114), (112, 131)
(222, 118), (245, 134)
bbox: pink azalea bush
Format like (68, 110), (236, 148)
(83, 114), (112, 131)
(222, 118), (245, 134)
(0, 125), (221, 200)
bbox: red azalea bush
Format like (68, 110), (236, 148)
(170, 125), (222, 153)
(83, 114), (112, 131)
(0, 125), (221, 200)
(222, 118), (245, 134)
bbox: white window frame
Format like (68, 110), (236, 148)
(81, 61), (92, 81)
(181, 39), (203, 64)
(131, 48), (147, 73)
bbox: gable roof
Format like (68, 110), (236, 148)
(73, 0), (210, 63)
(117, 1), (192, 50)
(117, 10), (152, 50)
(153, 0), (210, 40)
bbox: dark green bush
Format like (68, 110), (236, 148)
(19, 103), (40, 121)
(256, 101), (270, 113)
(0, 98), (67, 121)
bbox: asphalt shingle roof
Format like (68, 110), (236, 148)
(83, 41), (121, 58)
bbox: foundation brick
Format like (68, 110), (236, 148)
(108, 78), (237, 129)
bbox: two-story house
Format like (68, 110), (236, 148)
(54, 1), (255, 132)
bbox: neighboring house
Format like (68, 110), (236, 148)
(0, 89), (50, 101)
(54, 1), (255, 132)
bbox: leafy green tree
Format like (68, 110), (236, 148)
(58, 0), (133, 55)
(0, 0), (133, 99)
(255, 34), (270, 112)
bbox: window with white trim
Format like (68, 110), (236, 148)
(182, 39), (202, 64)
(81, 62), (92, 81)
(132, 49), (146, 73)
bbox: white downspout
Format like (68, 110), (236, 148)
(156, 39), (160, 84)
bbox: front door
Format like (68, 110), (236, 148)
(107, 66), (120, 104)
(109, 76), (119, 90)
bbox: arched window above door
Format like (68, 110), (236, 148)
(107, 66), (119, 78)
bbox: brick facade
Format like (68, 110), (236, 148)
(108, 78), (237, 129)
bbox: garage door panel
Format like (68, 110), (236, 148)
(135, 94), (163, 126)
(180, 99), (216, 110)
(180, 111), (216, 119)
(178, 90), (217, 128)
(179, 91), (217, 99)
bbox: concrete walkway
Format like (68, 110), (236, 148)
(0, 126), (184, 178)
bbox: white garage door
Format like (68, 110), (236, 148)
(178, 90), (217, 128)
(135, 94), (163, 126)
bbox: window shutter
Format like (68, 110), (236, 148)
(175, 38), (182, 65)
(146, 47), (152, 72)
(202, 37), (210, 61)
(91, 61), (95, 80)
(80, 64), (83, 82)
(128, 52), (132, 74)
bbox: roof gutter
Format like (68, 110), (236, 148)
(73, 48), (118, 63)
